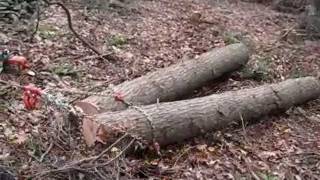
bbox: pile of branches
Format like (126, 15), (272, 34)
(0, 0), (39, 23)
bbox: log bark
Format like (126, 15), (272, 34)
(86, 77), (320, 146)
(77, 43), (249, 114)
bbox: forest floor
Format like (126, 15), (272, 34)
(0, 0), (320, 179)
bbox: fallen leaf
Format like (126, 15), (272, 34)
(0, 153), (10, 160)
(196, 144), (207, 151)
(4, 127), (15, 139)
(14, 132), (28, 145)
(258, 151), (277, 159)
(239, 148), (248, 155)
(150, 159), (159, 166)
(208, 147), (215, 152)
(111, 147), (119, 153)
(26, 70), (36, 76)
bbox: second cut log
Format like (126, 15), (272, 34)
(77, 43), (249, 114)
(84, 77), (320, 146)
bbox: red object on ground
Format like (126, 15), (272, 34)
(114, 92), (125, 102)
(22, 85), (42, 110)
(7, 56), (30, 70)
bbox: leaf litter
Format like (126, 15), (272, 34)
(0, 0), (319, 179)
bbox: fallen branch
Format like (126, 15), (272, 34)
(33, 136), (135, 178)
(86, 77), (320, 146)
(39, 142), (54, 162)
(43, 0), (102, 55)
(78, 43), (249, 114)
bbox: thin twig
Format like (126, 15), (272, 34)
(94, 167), (108, 179)
(0, 79), (113, 98)
(33, 166), (89, 178)
(89, 133), (130, 163)
(0, 80), (23, 88)
(239, 112), (249, 144)
(35, 133), (130, 175)
(51, 87), (114, 97)
(116, 159), (120, 180)
(43, 0), (102, 55)
(64, 133), (130, 167)
(92, 138), (135, 168)
(173, 146), (194, 167)
(30, 0), (41, 42)
(279, 24), (297, 41)
(33, 137), (135, 178)
(40, 142), (54, 162)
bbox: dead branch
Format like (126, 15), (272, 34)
(31, 134), (135, 178)
(29, 0), (41, 42)
(43, 0), (102, 55)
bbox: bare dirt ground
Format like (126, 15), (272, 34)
(0, 0), (320, 179)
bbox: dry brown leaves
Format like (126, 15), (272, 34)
(0, 0), (319, 179)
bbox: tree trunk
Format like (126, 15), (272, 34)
(301, 0), (320, 34)
(83, 77), (320, 146)
(311, 0), (320, 12)
(77, 43), (249, 114)
(272, 0), (306, 13)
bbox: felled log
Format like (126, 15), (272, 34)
(83, 77), (320, 146)
(77, 43), (249, 114)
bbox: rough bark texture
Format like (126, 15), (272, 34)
(78, 43), (249, 114)
(299, 0), (320, 34)
(89, 77), (320, 146)
(272, 0), (307, 13)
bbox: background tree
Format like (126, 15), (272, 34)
(304, 0), (320, 34)
(0, 0), (38, 23)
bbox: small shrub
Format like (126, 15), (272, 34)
(52, 64), (79, 77)
(26, 137), (42, 157)
(38, 24), (58, 39)
(109, 34), (128, 47)
(258, 172), (278, 180)
(223, 32), (240, 45)
(239, 56), (272, 81)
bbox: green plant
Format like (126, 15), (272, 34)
(239, 56), (272, 81)
(109, 34), (128, 47)
(26, 137), (41, 157)
(223, 32), (240, 45)
(38, 24), (58, 39)
(52, 64), (79, 77)
(258, 172), (278, 180)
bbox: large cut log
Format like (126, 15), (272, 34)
(83, 77), (320, 146)
(77, 43), (249, 114)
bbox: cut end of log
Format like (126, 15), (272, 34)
(74, 101), (99, 115)
(82, 117), (99, 147)
(82, 117), (111, 147)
